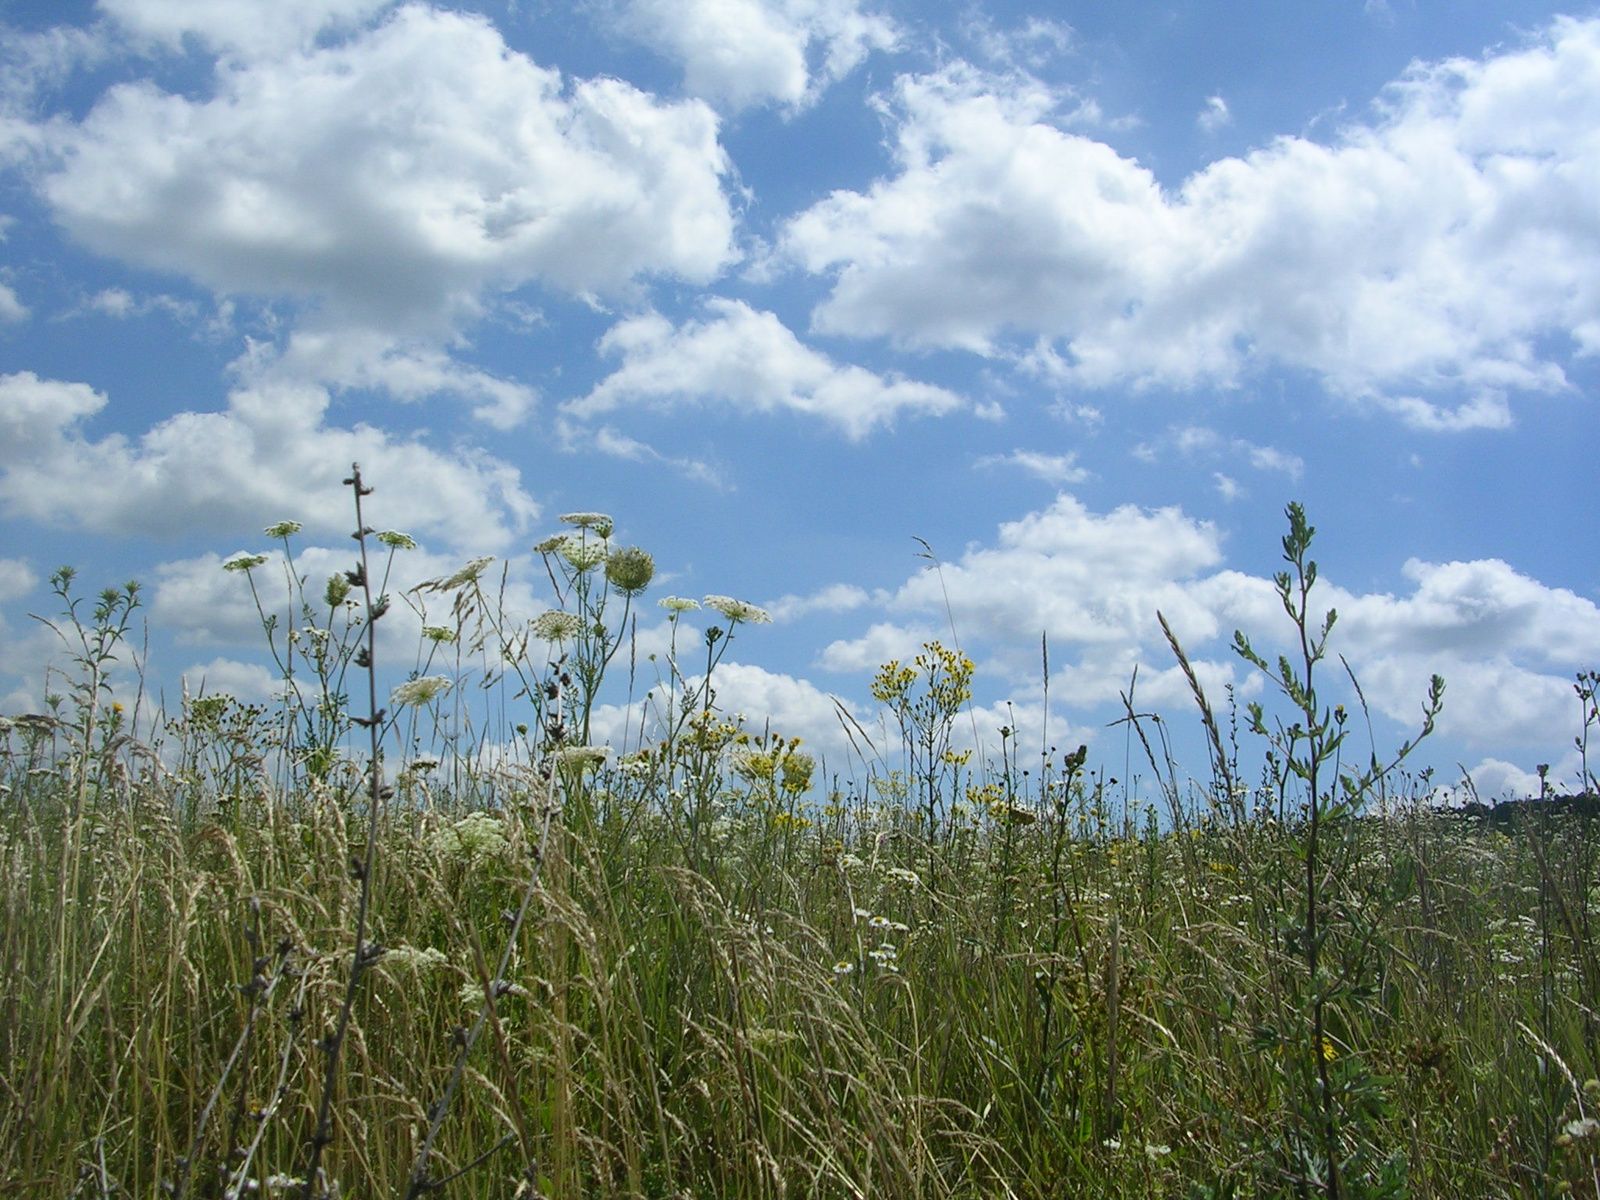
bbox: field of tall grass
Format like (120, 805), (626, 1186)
(6, 470), (1600, 1199)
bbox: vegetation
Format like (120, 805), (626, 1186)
(4, 473), (1600, 1199)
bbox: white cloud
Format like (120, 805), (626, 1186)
(0, 282), (27, 322)
(568, 298), (963, 438)
(818, 494), (1600, 751)
(31, 5), (736, 407)
(0, 371), (537, 551)
(783, 21), (1600, 421)
(99, 0), (399, 57)
(592, 659), (863, 763)
(764, 582), (872, 622)
(617, 0), (897, 111)
(975, 448), (1089, 484)
(178, 656), (279, 702)
(0, 558), (36, 602)
(962, 14), (1074, 71)
(1198, 94), (1231, 132)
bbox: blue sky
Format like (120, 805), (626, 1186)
(2, 0), (1598, 798)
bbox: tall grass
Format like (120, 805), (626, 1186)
(4, 483), (1600, 1198)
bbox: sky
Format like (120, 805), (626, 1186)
(1, 0), (1599, 801)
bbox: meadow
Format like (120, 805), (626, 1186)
(5, 472), (1600, 1199)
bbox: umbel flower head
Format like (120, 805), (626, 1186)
(391, 675), (453, 708)
(659, 596), (700, 614)
(531, 610), (584, 642)
(559, 511), (614, 537)
(704, 595), (771, 625)
(377, 530), (417, 550)
(264, 520), (302, 539)
(605, 546), (655, 596)
(559, 537), (607, 572)
(222, 552), (270, 573)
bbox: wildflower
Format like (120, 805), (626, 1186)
(380, 944), (449, 974)
(852, 906), (871, 921)
(222, 552), (269, 573)
(377, 530), (418, 550)
(433, 812), (509, 864)
(831, 960), (854, 978)
(659, 596), (700, 613)
(605, 546), (655, 595)
(839, 853), (865, 870)
(422, 625), (456, 643)
(780, 752), (815, 795)
(324, 574), (352, 607)
(1144, 1143), (1172, 1160)
(559, 538), (607, 572)
(531, 610), (585, 642)
(703, 595), (771, 625)
(549, 745), (608, 770)
(533, 533), (570, 555)
(264, 520), (302, 539)
(884, 866), (921, 887)
(263, 1176), (304, 1195)
(869, 915), (891, 930)
(1560, 1116), (1600, 1145)
(391, 675), (453, 707)
(559, 512), (614, 536)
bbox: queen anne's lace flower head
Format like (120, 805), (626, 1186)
(659, 596), (700, 613)
(377, 530), (418, 550)
(704, 595), (771, 625)
(222, 552), (270, 573)
(264, 521), (302, 539)
(559, 510), (613, 531)
(605, 546), (655, 595)
(391, 675), (453, 707)
(531, 610), (584, 642)
(559, 538), (606, 572)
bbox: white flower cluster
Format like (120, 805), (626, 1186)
(703, 595), (771, 625)
(391, 675), (453, 708)
(380, 944), (450, 974)
(432, 811), (509, 864)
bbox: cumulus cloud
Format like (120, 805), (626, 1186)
(27, 5), (735, 413)
(783, 21), (1600, 424)
(591, 659), (863, 763)
(764, 582), (873, 622)
(568, 298), (963, 438)
(0, 558), (36, 602)
(817, 494), (1600, 751)
(0, 371), (536, 551)
(616, 0), (897, 111)
(99, 0), (399, 57)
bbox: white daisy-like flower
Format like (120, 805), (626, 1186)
(703, 595), (771, 625)
(391, 675), (453, 707)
